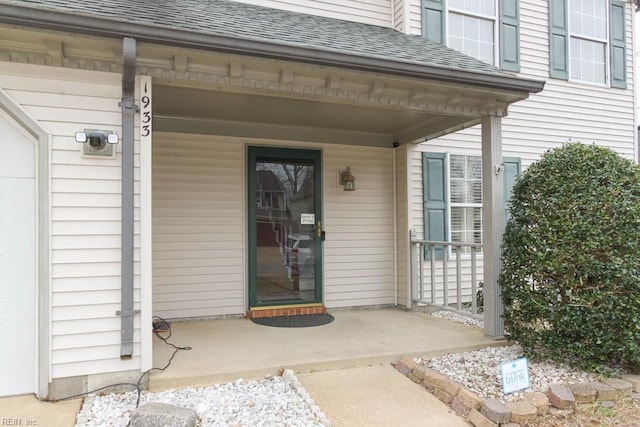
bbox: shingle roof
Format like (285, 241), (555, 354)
(0, 0), (544, 92)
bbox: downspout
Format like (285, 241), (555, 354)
(120, 37), (137, 358)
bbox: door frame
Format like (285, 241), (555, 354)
(247, 146), (323, 308)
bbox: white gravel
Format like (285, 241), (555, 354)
(422, 311), (599, 402)
(76, 373), (329, 427)
(430, 310), (484, 329)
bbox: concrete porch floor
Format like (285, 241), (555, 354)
(150, 308), (498, 391)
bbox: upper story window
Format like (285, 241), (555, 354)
(550, 0), (627, 88)
(421, 0), (520, 72)
(569, 0), (608, 84)
(448, 0), (497, 65)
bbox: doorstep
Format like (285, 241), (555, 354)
(246, 303), (326, 318)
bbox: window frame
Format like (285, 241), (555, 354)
(422, 152), (521, 261)
(421, 0), (520, 72)
(446, 0), (500, 67)
(567, 0), (610, 86)
(447, 154), (483, 256)
(549, 0), (627, 89)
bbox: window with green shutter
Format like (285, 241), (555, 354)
(422, 153), (521, 258)
(421, 0), (520, 72)
(549, 0), (627, 88)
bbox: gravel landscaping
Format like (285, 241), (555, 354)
(416, 344), (598, 401)
(76, 372), (330, 427)
(411, 311), (640, 426)
(430, 310), (484, 329)
(425, 311), (603, 401)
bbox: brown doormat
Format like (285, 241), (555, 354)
(250, 313), (334, 328)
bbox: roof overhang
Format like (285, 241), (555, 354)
(0, 2), (545, 147)
(0, 3), (544, 94)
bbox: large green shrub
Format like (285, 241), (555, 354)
(500, 143), (640, 373)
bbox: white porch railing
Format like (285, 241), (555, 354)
(410, 231), (483, 319)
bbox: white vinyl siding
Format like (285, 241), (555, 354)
(511, 0), (634, 160)
(323, 144), (395, 308)
(152, 133), (245, 319)
(409, 0), (635, 304)
(408, 0), (425, 35)
(0, 62), (142, 380)
(152, 134), (395, 315)
(230, 0), (393, 27)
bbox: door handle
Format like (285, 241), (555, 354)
(316, 221), (322, 238)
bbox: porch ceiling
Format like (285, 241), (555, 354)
(153, 85), (472, 148)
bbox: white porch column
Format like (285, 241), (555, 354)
(481, 114), (505, 339)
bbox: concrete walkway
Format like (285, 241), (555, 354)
(0, 365), (471, 427)
(299, 364), (470, 426)
(0, 394), (82, 427)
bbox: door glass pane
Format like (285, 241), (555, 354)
(255, 157), (316, 304)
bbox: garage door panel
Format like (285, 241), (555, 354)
(0, 179), (35, 245)
(0, 118), (35, 177)
(0, 248), (36, 395)
(0, 113), (36, 397)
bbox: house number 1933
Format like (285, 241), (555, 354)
(141, 81), (151, 137)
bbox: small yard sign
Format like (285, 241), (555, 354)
(500, 357), (530, 394)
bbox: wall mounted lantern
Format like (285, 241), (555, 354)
(339, 167), (356, 191)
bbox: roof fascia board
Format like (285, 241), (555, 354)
(0, 4), (545, 95)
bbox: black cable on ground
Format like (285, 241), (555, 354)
(133, 316), (192, 406)
(52, 315), (191, 407)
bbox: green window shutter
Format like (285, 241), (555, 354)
(609, 1), (627, 89)
(423, 153), (447, 260)
(503, 157), (521, 224)
(499, 0), (520, 72)
(422, 0), (445, 44)
(548, 0), (568, 79)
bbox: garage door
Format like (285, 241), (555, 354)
(0, 111), (36, 396)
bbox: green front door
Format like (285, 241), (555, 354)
(248, 147), (322, 307)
